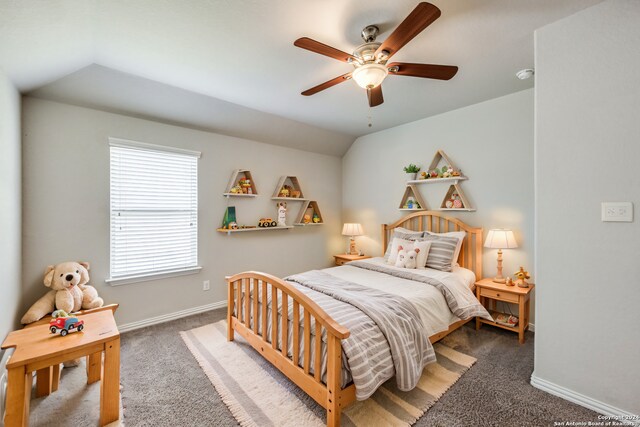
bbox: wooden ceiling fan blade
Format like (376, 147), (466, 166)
(376, 2), (441, 60)
(294, 37), (357, 63)
(387, 62), (458, 80)
(301, 73), (353, 96)
(367, 86), (384, 107)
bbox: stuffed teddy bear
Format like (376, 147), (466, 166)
(394, 246), (421, 269)
(21, 261), (104, 325)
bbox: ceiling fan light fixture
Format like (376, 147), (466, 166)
(352, 63), (388, 89)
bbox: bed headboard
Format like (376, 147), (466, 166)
(382, 211), (483, 280)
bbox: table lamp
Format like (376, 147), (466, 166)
(484, 229), (518, 283)
(342, 223), (364, 255)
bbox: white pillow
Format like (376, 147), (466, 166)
(384, 227), (424, 260)
(424, 230), (466, 266)
(387, 237), (414, 265)
(411, 240), (432, 269)
(388, 237), (432, 268)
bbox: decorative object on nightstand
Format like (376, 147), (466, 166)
(334, 253), (371, 266)
(514, 266), (531, 288)
(342, 223), (364, 255)
(475, 278), (534, 344)
(484, 229), (518, 283)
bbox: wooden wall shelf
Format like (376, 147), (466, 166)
(407, 176), (468, 185)
(272, 176), (306, 200)
(398, 185), (427, 211)
(294, 200), (324, 225)
(217, 226), (293, 235)
(224, 169), (258, 196)
(439, 183), (474, 211)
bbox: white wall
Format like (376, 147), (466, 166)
(0, 70), (21, 350)
(21, 97), (343, 326)
(534, 0), (640, 415)
(342, 89), (534, 319)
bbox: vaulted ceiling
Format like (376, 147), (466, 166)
(1, 0), (601, 155)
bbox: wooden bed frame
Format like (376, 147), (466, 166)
(226, 211), (483, 427)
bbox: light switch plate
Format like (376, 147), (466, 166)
(601, 202), (633, 222)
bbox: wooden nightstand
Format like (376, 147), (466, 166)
(475, 278), (534, 344)
(333, 254), (371, 266)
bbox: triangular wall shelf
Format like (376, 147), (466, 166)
(294, 200), (324, 225)
(439, 184), (475, 211)
(223, 169), (258, 197)
(272, 176), (307, 200)
(397, 150), (475, 211)
(398, 185), (427, 211)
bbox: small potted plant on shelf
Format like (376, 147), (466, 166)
(403, 164), (420, 180)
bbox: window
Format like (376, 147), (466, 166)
(108, 138), (200, 285)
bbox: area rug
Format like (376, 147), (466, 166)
(181, 320), (476, 427)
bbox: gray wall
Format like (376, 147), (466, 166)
(534, 0), (640, 415)
(342, 89), (534, 320)
(21, 97), (343, 326)
(0, 70), (21, 355)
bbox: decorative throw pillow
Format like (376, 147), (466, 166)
(411, 240), (432, 269)
(387, 237), (415, 265)
(383, 228), (424, 260)
(421, 235), (459, 272)
(424, 230), (466, 266)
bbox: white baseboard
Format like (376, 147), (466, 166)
(118, 300), (227, 333)
(528, 322), (535, 332)
(531, 374), (639, 424)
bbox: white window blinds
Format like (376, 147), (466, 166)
(109, 138), (200, 281)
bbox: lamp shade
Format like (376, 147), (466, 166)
(342, 223), (364, 237)
(484, 229), (518, 249)
(352, 63), (388, 89)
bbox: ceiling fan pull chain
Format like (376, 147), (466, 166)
(367, 106), (373, 128)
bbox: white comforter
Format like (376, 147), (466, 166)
(323, 257), (477, 337)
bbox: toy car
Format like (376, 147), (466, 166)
(49, 317), (84, 336)
(258, 218), (277, 227)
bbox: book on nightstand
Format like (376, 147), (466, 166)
(490, 311), (519, 327)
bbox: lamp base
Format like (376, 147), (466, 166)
(349, 238), (358, 256)
(493, 277), (506, 284)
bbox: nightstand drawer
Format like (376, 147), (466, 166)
(335, 259), (347, 266)
(480, 287), (519, 303)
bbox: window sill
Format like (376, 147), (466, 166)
(106, 266), (202, 286)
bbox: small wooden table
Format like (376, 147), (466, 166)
(475, 278), (534, 344)
(333, 254), (371, 266)
(1, 310), (120, 427)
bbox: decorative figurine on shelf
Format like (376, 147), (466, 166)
(228, 221), (239, 230)
(303, 214), (311, 224)
(277, 202), (287, 227)
(403, 164), (420, 180)
(420, 171), (428, 180)
(407, 197), (415, 209)
(222, 206), (237, 229)
(312, 213), (320, 223)
(290, 190), (301, 198)
(238, 178), (252, 194)
(279, 185), (292, 198)
(230, 185), (242, 194)
(514, 267), (531, 288)
(452, 193), (463, 209)
(258, 218), (277, 228)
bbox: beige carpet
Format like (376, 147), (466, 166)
(28, 358), (123, 427)
(181, 320), (476, 427)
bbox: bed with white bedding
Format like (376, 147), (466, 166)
(226, 211), (486, 427)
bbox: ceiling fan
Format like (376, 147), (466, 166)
(294, 2), (458, 108)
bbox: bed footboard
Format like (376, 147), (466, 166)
(226, 271), (354, 427)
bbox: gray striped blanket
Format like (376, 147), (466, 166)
(286, 270), (435, 400)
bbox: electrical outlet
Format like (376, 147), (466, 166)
(601, 202), (633, 222)
(203, 280), (210, 291)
